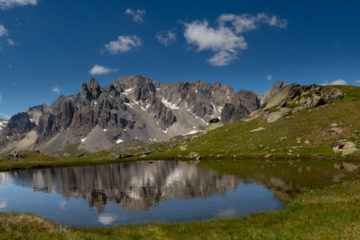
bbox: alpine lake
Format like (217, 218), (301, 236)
(0, 159), (358, 227)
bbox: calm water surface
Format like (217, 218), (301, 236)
(0, 160), (356, 227)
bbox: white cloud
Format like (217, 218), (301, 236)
(98, 214), (117, 225)
(124, 8), (146, 23)
(322, 79), (347, 86)
(0, 25), (8, 37)
(58, 200), (66, 210)
(0, 112), (10, 119)
(208, 50), (237, 66)
(184, 13), (287, 66)
(52, 86), (61, 93)
(0, 199), (7, 209)
(330, 79), (347, 85)
(0, 0), (37, 10)
(184, 20), (248, 52)
(0, 25), (14, 49)
(184, 20), (247, 66)
(155, 30), (176, 47)
(267, 15), (288, 28)
(89, 64), (118, 75)
(267, 74), (272, 81)
(104, 35), (142, 55)
(218, 13), (287, 33)
(356, 80), (360, 84)
(7, 38), (14, 46)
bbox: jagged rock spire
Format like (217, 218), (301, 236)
(82, 78), (102, 100)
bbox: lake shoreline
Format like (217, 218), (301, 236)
(1, 150), (360, 172)
(1, 178), (360, 239)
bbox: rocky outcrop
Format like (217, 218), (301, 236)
(246, 84), (344, 123)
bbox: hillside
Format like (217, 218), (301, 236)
(149, 85), (360, 160)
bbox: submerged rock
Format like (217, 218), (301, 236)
(342, 162), (359, 172)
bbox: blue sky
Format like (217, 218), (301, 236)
(0, 0), (360, 119)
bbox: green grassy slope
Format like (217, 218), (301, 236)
(148, 85), (360, 160)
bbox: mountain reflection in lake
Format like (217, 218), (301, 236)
(0, 160), (283, 227)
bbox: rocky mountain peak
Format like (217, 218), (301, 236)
(82, 78), (102, 100)
(214, 81), (222, 90)
(0, 75), (291, 155)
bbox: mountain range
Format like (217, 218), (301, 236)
(0, 75), (287, 155)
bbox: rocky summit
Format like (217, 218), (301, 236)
(0, 75), (287, 155)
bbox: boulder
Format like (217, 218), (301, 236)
(266, 108), (291, 123)
(179, 145), (187, 151)
(250, 127), (265, 133)
(329, 127), (344, 134)
(333, 141), (359, 155)
(189, 152), (200, 160)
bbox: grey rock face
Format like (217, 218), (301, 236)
(0, 75), (286, 153)
(6, 113), (36, 136)
(221, 90), (260, 123)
